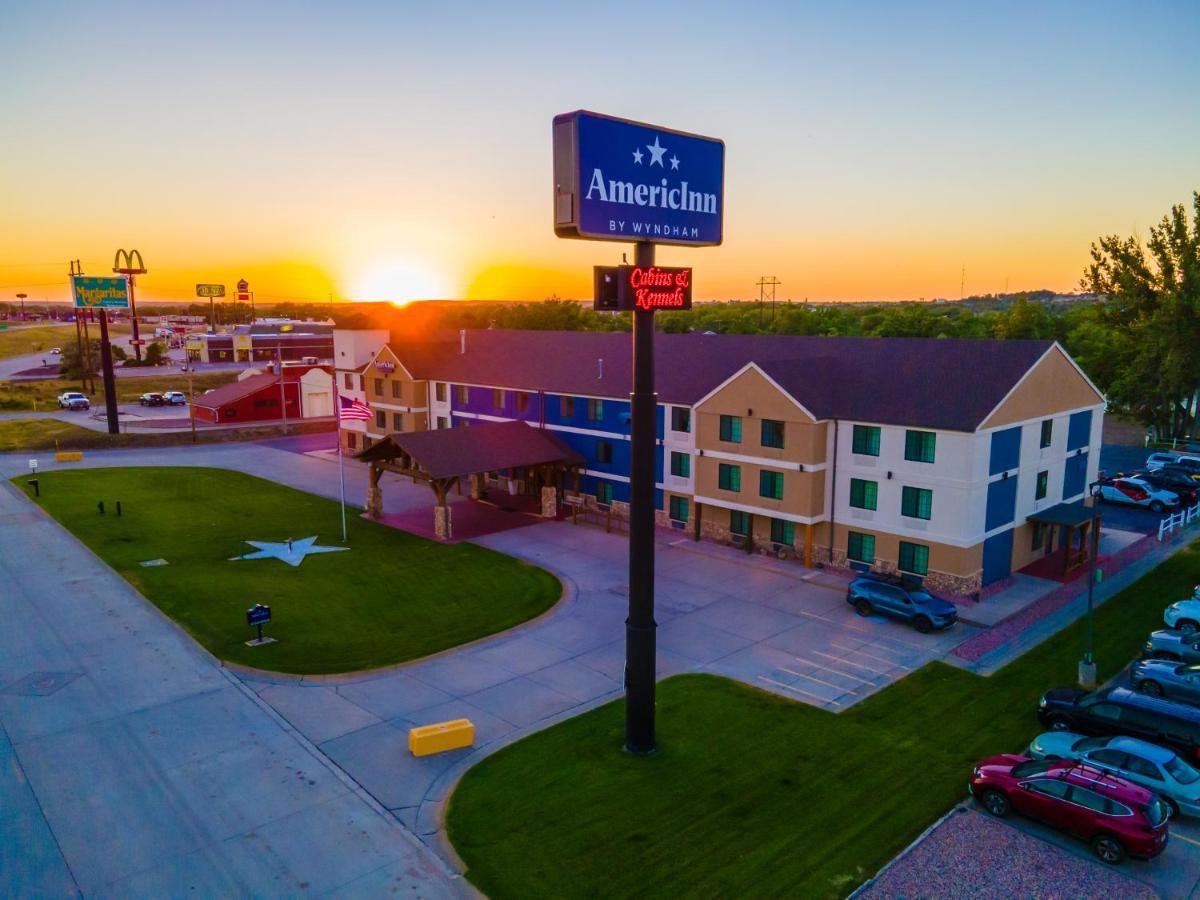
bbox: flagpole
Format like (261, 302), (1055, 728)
(333, 371), (348, 543)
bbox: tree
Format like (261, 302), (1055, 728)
(58, 338), (99, 382)
(1082, 192), (1200, 437)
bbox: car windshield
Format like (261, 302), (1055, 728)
(1165, 756), (1200, 785)
(1072, 736), (1110, 752)
(909, 590), (935, 603)
(1010, 759), (1059, 778)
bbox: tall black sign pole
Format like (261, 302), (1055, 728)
(626, 239), (658, 754)
(97, 309), (120, 434)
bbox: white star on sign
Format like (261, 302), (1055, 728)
(230, 536), (348, 567)
(632, 147), (644, 164)
(669, 155), (680, 170)
(646, 136), (667, 167)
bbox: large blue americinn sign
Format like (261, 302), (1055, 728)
(553, 110), (725, 247)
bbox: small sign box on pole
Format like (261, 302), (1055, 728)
(245, 603), (275, 646)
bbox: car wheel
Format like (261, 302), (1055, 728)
(855, 599), (872, 617)
(1092, 834), (1125, 865)
(1048, 717), (1071, 732)
(1178, 619), (1199, 635)
(913, 616), (933, 634)
(1150, 500), (1165, 514)
(1162, 797), (1180, 819)
(981, 789), (1010, 818)
(1138, 680), (1164, 697)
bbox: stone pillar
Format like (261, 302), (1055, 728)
(540, 485), (557, 518)
(470, 473), (484, 500)
(434, 505), (452, 540)
(366, 465), (383, 518)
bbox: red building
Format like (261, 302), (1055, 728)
(192, 373), (300, 424)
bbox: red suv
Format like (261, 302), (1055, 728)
(969, 755), (1170, 863)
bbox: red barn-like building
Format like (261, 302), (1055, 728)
(192, 373), (299, 424)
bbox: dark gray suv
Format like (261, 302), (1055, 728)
(846, 573), (958, 633)
(1144, 629), (1200, 664)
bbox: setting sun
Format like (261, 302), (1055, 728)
(348, 260), (453, 303)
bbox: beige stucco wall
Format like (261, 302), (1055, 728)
(695, 366), (826, 465)
(982, 346), (1104, 429)
(695, 459), (826, 519)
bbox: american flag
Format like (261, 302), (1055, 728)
(339, 396), (372, 421)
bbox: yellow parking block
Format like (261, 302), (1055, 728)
(408, 718), (475, 757)
(55, 451), (84, 462)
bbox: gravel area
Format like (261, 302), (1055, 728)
(857, 807), (1158, 900)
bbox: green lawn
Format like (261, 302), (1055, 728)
(0, 372), (236, 412)
(20, 467), (561, 673)
(0, 324), (76, 359)
(447, 539), (1200, 899)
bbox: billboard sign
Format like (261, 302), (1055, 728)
(554, 110), (724, 246)
(71, 275), (130, 309)
(594, 265), (693, 312)
(196, 283), (225, 298)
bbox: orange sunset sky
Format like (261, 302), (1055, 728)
(2, 2), (1197, 306)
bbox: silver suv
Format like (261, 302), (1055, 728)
(57, 391), (90, 411)
(1145, 629), (1200, 663)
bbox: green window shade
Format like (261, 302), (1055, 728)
(904, 430), (936, 463)
(849, 478), (878, 510)
(761, 419), (785, 449)
(719, 415), (742, 443)
(587, 399), (604, 421)
(771, 519), (794, 545)
(852, 425), (881, 456)
(669, 496), (689, 522)
(1036, 470), (1048, 500)
(730, 510), (750, 536)
(759, 470), (784, 500)
(901, 486), (933, 519)
(847, 531), (876, 563)
(670, 452), (690, 477)
(596, 481), (613, 505)
(898, 541), (929, 575)
(718, 464), (741, 492)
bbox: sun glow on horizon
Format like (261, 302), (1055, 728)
(349, 260), (453, 304)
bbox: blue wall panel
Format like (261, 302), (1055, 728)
(1063, 452), (1088, 499)
(982, 530), (1014, 586)
(1067, 410), (1093, 451)
(988, 426), (1022, 475)
(985, 476), (1018, 531)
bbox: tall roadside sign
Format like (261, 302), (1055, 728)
(71, 275), (130, 434)
(196, 283), (225, 332)
(554, 110), (724, 754)
(112, 249), (147, 361)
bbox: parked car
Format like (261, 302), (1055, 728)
(1131, 659), (1200, 706)
(1164, 593), (1200, 634)
(1097, 476), (1179, 513)
(968, 754), (1170, 863)
(1144, 629), (1200, 663)
(1139, 471), (1200, 507)
(1146, 452), (1186, 471)
(162, 391), (187, 406)
(1161, 463), (1200, 484)
(138, 392), (165, 406)
(845, 572), (958, 633)
(49, 347), (61, 355)
(57, 391), (89, 410)
(1037, 684), (1200, 763)
(1026, 733), (1200, 819)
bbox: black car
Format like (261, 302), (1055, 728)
(1038, 685), (1200, 763)
(1140, 471), (1200, 506)
(1161, 463), (1200, 484)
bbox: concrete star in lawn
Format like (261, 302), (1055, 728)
(230, 536), (348, 567)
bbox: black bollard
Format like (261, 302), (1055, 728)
(98, 500), (105, 515)
(116, 500), (122, 517)
(27, 479), (39, 498)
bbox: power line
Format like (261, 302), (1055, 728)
(755, 275), (781, 328)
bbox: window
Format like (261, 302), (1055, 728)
(761, 419), (785, 449)
(493, 389), (506, 409)
(898, 541), (929, 575)
(670, 451), (690, 478)
(516, 392), (529, 413)
(852, 424), (881, 456)
(904, 430), (936, 463)
(759, 470), (784, 500)
(1088, 703), (1122, 722)
(847, 531), (876, 564)
(719, 414), (742, 443)
(1023, 780), (1070, 800)
(596, 481), (613, 505)
(730, 510), (750, 536)
(671, 407), (691, 433)
(362, 436), (371, 449)
(1035, 470), (1049, 501)
(372, 378), (383, 395)
(560, 395), (574, 417)
(849, 478), (878, 511)
(771, 518), (794, 545)
(437, 416), (448, 429)
(392, 413), (403, 431)
(718, 463), (741, 492)
(1067, 787), (1111, 813)
(1040, 419), (1054, 448)
(391, 381), (401, 399)
(596, 440), (613, 464)
(435, 382), (447, 402)
(1124, 756), (1162, 781)
(456, 384), (468, 404)
(375, 410), (386, 429)
(346, 431), (357, 450)
(669, 495), (689, 523)
(1031, 521), (1046, 551)
(901, 486), (933, 520)
(344, 372), (354, 390)
(587, 398), (604, 421)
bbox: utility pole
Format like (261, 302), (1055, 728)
(756, 276), (781, 329)
(188, 363), (197, 443)
(960, 265), (965, 301)
(69, 261), (87, 392)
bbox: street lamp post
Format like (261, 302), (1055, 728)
(1079, 481), (1102, 689)
(16, 292), (27, 320)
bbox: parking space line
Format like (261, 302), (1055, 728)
(810, 648), (891, 676)
(757, 675), (841, 706)
(830, 642), (915, 670)
(779, 665), (865, 690)
(790, 657), (876, 685)
(1174, 832), (1200, 847)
